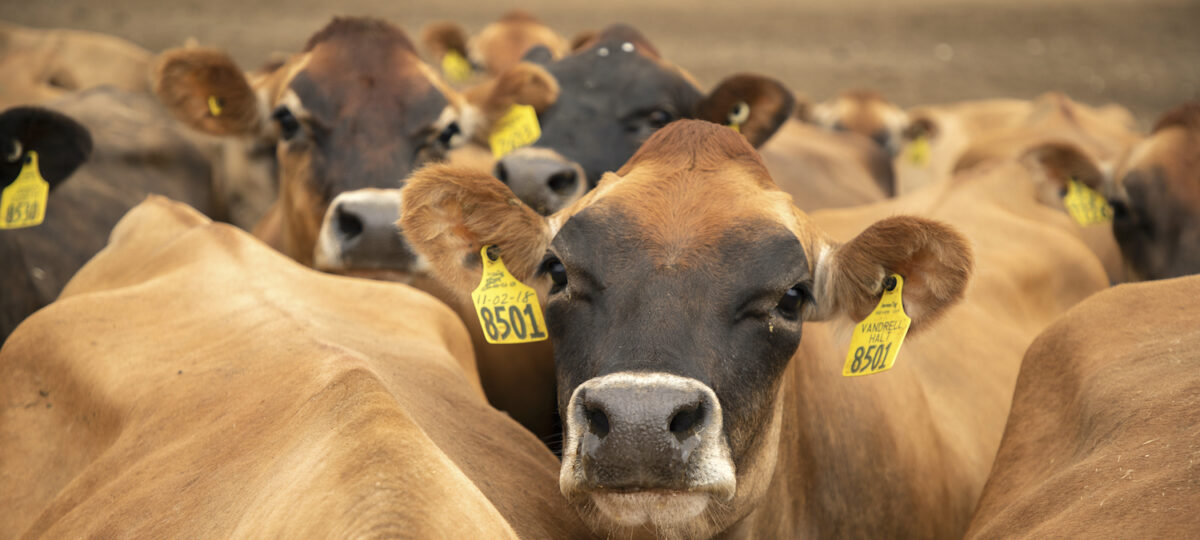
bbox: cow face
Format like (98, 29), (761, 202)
(810, 89), (908, 155)
(1108, 102), (1200, 280)
(399, 121), (971, 538)
(154, 18), (475, 264)
(0, 106), (91, 191)
(471, 24), (794, 215)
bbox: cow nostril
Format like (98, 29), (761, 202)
(585, 404), (610, 438)
(668, 402), (705, 441)
(1109, 199), (1129, 221)
(335, 206), (364, 241)
(547, 169), (578, 194)
(494, 162), (509, 184)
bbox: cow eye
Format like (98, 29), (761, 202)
(647, 109), (674, 129)
(437, 122), (461, 146)
(776, 283), (809, 319)
(540, 255), (568, 294)
(272, 106), (301, 140)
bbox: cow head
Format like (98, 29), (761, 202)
(0, 106), (92, 192)
(1108, 101), (1200, 280)
(154, 17), (474, 264)
(810, 89), (908, 155)
(399, 120), (972, 538)
(470, 24), (794, 215)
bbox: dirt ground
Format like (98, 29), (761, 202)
(4, 0), (1198, 126)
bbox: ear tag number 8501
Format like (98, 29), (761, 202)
(471, 245), (549, 344)
(843, 273), (911, 377)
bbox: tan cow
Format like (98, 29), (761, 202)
(153, 17), (477, 265)
(0, 21), (150, 107)
(421, 10), (570, 81)
(895, 93), (1139, 196)
(0, 196), (593, 538)
(399, 120), (1109, 538)
(1107, 101), (1200, 280)
(808, 89), (909, 156)
(966, 275), (1200, 539)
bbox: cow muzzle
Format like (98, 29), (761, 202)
(493, 147), (587, 215)
(313, 188), (427, 277)
(560, 372), (735, 528)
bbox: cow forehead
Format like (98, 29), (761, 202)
(287, 36), (448, 132)
(548, 41), (697, 110)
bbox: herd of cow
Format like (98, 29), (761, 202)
(0, 10), (1197, 539)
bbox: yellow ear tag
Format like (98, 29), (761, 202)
(727, 101), (750, 134)
(843, 274), (911, 377)
(1063, 177), (1112, 226)
(1, 151), (50, 229)
(904, 136), (930, 167)
(471, 245), (550, 344)
(441, 50), (473, 84)
(489, 104), (541, 158)
(207, 95), (224, 117)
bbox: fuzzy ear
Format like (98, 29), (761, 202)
(0, 106), (93, 191)
(153, 48), (262, 137)
(694, 74), (795, 147)
(814, 216), (972, 331)
(1020, 141), (1106, 192)
(464, 62), (560, 129)
(419, 21), (469, 61)
(568, 30), (598, 52)
(400, 163), (551, 294)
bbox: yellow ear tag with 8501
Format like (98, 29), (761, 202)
(1062, 177), (1112, 226)
(489, 104), (541, 158)
(472, 245), (549, 344)
(904, 136), (930, 167)
(441, 50), (473, 84)
(843, 273), (911, 377)
(1, 151), (49, 229)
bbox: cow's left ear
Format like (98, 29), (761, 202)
(811, 216), (972, 332)
(0, 106), (92, 191)
(695, 74), (795, 147)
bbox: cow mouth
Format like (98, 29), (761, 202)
(588, 489), (717, 528)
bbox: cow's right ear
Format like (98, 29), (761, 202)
(400, 164), (552, 294)
(464, 62), (559, 131)
(1020, 141), (1107, 198)
(0, 106), (92, 191)
(695, 74), (795, 147)
(153, 48), (262, 137)
(419, 21), (470, 64)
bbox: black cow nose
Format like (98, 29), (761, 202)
(547, 169), (578, 194)
(315, 190), (420, 272)
(574, 380), (717, 490)
(493, 151), (586, 215)
(335, 204), (365, 242)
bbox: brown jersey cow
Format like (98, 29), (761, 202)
(153, 17), (477, 266)
(399, 120), (1109, 538)
(0, 196), (592, 538)
(966, 275), (1200, 539)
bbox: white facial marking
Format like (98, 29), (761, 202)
(313, 188), (404, 271)
(621, 42), (635, 53)
(597, 47), (610, 57)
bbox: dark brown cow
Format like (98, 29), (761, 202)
(966, 275), (1200, 539)
(154, 17), (474, 265)
(1, 90), (219, 344)
(0, 196), (593, 538)
(400, 120), (1110, 538)
(1107, 101), (1200, 279)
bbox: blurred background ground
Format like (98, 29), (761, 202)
(4, 0), (1198, 126)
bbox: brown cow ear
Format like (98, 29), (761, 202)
(420, 21), (470, 61)
(153, 48), (262, 137)
(812, 216), (972, 332)
(1020, 141), (1107, 195)
(464, 62), (560, 131)
(400, 163), (552, 294)
(569, 30), (598, 52)
(695, 74), (795, 147)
